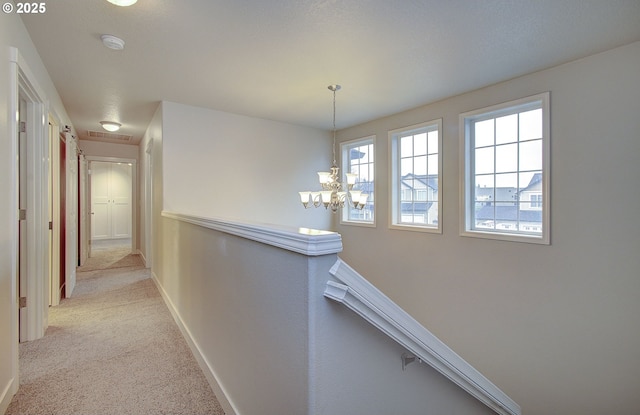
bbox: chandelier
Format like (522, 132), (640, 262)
(299, 85), (368, 213)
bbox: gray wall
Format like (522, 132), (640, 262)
(334, 41), (640, 415)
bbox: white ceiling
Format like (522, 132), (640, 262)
(21, 0), (640, 145)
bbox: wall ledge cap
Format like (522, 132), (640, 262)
(162, 211), (342, 256)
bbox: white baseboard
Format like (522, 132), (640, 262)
(150, 271), (238, 415)
(0, 377), (17, 415)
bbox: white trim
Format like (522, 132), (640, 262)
(162, 211), (343, 256)
(150, 271), (238, 415)
(143, 137), (153, 269)
(11, 46), (50, 344)
(49, 117), (61, 307)
(0, 377), (17, 415)
(388, 119), (443, 234)
(85, 156), (138, 255)
(325, 258), (521, 415)
(459, 92), (551, 245)
(8, 47), (20, 400)
(339, 135), (376, 227)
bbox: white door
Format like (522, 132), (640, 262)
(90, 161), (132, 240)
(91, 162), (110, 240)
(111, 163), (132, 238)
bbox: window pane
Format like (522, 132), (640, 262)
(401, 135), (413, 158)
(474, 174), (494, 191)
(495, 172), (517, 188)
(474, 175), (494, 205)
(493, 202), (517, 231)
(428, 202), (438, 226)
(414, 155), (427, 176)
(427, 131), (438, 154)
(474, 119), (494, 147)
(414, 133), (427, 155)
(519, 109), (542, 141)
(475, 147), (494, 174)
(495, 143), (517, 173)
(401, 158), (412, 176)
(496, 114), (517, 144)
(427, 154), (438, 175)
(356, 146), (368, 164)
(474, 201), (495, 230)
(495, 173), (518, 205)
(519, 171), (539, 190)
(519, 139), (542, 171)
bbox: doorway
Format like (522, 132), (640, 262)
(84, 157), (137, 258)
(11, 47), (50, 345)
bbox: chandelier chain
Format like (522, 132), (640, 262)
(332, 86), (337, 166)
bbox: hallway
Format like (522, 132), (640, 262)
(6, 260), (225, 415)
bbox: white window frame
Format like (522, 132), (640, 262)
(459, 92), (550, 244)
(389, 119), (442, 233)
(340, 135), (376, 227)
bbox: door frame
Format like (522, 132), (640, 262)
(48, 116), (61, 307)
(84, 156), (137, 255)
(9, 47), (50, 398)
(11, 47), (50, 341)
(144, 138), (154, 269)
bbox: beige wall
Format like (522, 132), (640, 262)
(161, 101), (332, 230)
(335, 41), (640, 415)
(0, 11), (74, 413)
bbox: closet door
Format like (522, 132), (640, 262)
(91, 162), (111, 240)
(90, 161), (131, 240)
(110, 163), (132, 238)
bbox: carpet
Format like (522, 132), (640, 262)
(78, 247), (145, 272)
(6, 265), (226, 415)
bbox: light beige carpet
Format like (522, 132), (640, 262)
(6, 264), (226, 415)
(78, 248), (145, 272)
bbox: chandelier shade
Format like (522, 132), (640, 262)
(299, 85), (368, 213)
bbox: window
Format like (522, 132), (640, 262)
(341, 136), (375, 225)
(389, 120), (442, 232)
(460, 93), (550, 244)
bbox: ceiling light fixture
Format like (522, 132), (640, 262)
(106, 0), (138, 6)
(101, 34), (125, 51)
(100, 121), (122, 132)
(299, 85), (368, 212)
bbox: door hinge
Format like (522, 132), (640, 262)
(19, 297), (27, 308)
(49, 221), (53, 230)
(19, 122), (26, 133)
(19, 209), (26, 220)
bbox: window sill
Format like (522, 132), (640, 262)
(460, 229), (550, 245)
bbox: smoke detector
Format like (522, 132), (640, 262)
(101, 34), (125, 51)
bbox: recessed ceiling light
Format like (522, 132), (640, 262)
(100, 121), (122, 132)
(106, 0), (138, 6)
(101, 34), (125, 50)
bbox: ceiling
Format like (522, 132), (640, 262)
(21, 0), (640, 146)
